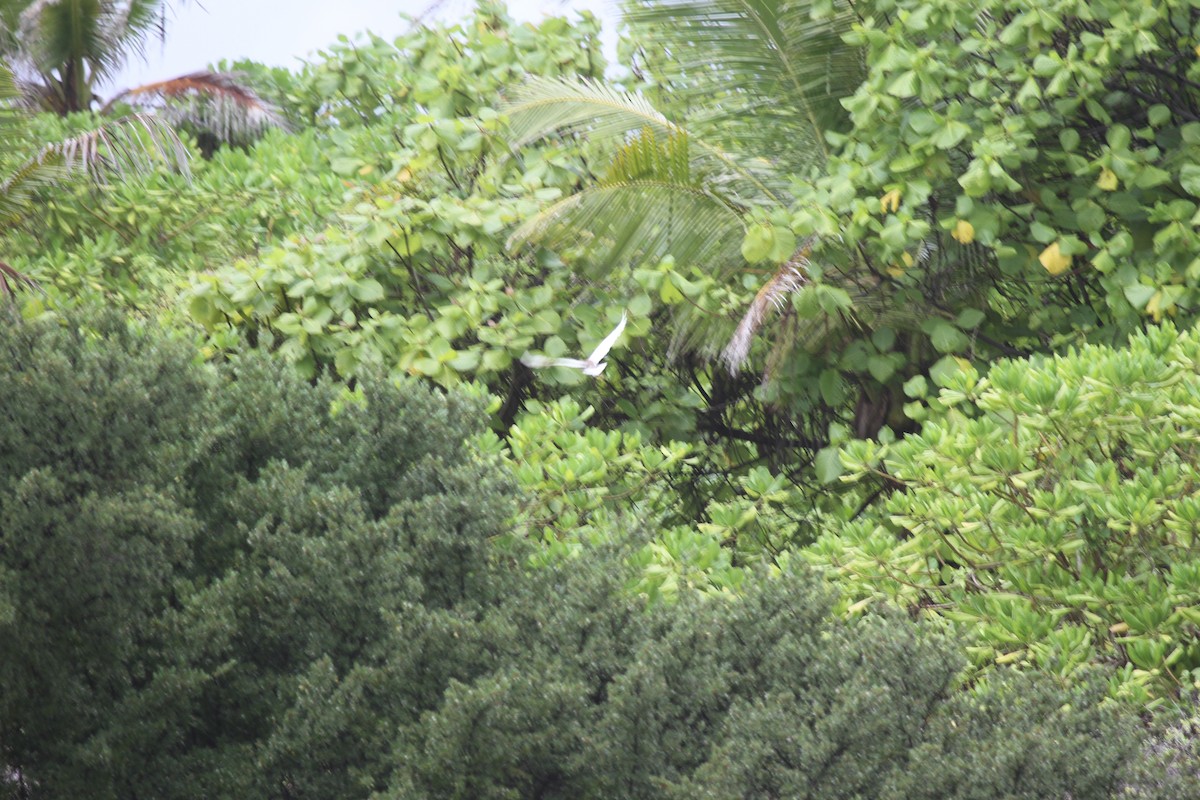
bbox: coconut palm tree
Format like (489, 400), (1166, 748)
(0, 0), (170, 114)
(503, 0), (865, 368)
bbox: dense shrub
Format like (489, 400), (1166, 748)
(390, 551), (1185, 800)
(0, 312), (515, 798)
(808, 322), (1200, 704)
(4, 116), (341, 313)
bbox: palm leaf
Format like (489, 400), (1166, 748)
(0, 146), (61, 221)
(18, 0), (164, 85)
(512, 182), (745, 269)
(39, 111), (189, 182)
(723, 242), (811, 373)
(623, 0), (863, 170)
(509, 128), (746, 270)
(0, 60), (20, 140)
(504, 75), (784, 206)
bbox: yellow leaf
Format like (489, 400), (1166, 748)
(846, 597), (873, 614)
(1096, 167), (1118, 191)
(901, 251), (914, 267)
(879, 188), (902, 214)
(995, 649), (1027, 664)
(397, 168), (413, 183)
(1146, 290), (1164, 321)
(886, 265), (907, 278)
(951, 219), (975, 244)
(1109, 621), (1130, 634)
(1039, 241), (1072, 275)
(357, 164), (375, 176)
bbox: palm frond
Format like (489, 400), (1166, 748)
(0, 146), (63, 222)
(604, 126), (693, 186)
(511, 180), (745, 272)
(103, 70), (289, 141)
(624, 0), (863, 170)
(0, 60), (20, 139)
(722, 242), (811, 374)
(0, 60), (15, 99)
(103, 0), (165, 73)
(58, 111), (187, 180)
(17, 0), (163, 86)
(504, 75), (784, 206)
(0, 259), (39, 298)
(509, 127), (747, 272)
(8, 112), (189, 195)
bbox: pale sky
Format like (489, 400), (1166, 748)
(114, 0), (620, 92)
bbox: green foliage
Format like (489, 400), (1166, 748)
(2, 2), (817, 609)
(0, 313), (212, 793)
(489, 394), (754, 602)
(186, 5), (607, 383)
(0, 311), (516, 798)
(9, 9), (1200, 793)
(178, 5), (869, 522)
(802, 0), (1200, 383)
(478, 391), (839, 603)
(2, 116), (340, 312)
(389, 553), (1163, 800)
(807, 323), (1200, 704)
(2, 310), (1179, 799)
(178, 5), (819, 569)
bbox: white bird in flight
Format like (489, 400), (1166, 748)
(521, 312), (627, 376)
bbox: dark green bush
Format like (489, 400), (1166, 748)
(392, 551), (1177, 800)
(0, 313), (516, 799)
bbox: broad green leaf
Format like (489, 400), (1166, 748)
(815, 447), (845, 483)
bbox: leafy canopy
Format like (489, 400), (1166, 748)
(808, 322), (1200, 705)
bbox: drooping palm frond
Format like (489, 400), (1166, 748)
(505, 75), (785, 206)
(722, 241), (811, 374)
(0, 143), (63, 221)
(0, 259), (39, 297)
(1, 111), (187, 227)
(102, 70), (289, 142)
(623, 0), (863, 170)
(509, 127), (747, 272)
(36, 111), (189, 182)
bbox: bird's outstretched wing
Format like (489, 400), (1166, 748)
(587, 312), (627, 364)
(520, 353), (592, 370)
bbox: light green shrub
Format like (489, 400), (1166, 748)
(808, 322), (1200, 704)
